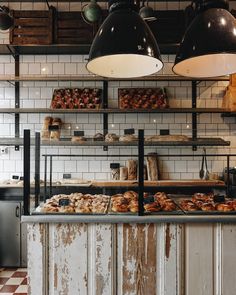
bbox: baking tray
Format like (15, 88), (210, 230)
(108, 194), (184, 215)
(172, 194), (236, 215)
(144, 195), (184, 215)
(32, 197), (110, 215)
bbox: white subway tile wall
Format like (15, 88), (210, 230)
(0, 1), (235, 180)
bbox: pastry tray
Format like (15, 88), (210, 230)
(144, 195), (184, 215)
(108, 195), (184, 215)
(172, 194), (236, 215)
(32, 198), (110, 215)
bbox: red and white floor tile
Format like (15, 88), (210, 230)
(0, 268), (27, 295)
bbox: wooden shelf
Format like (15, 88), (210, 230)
(0, 74), (230, 82)
(0, 108), (231, 114)
(0, 137), (230, 147)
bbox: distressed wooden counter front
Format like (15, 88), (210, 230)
(22, 216), (236, 295)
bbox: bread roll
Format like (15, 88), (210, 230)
(41, 116), (53, 139)
(50, 118), (63, 141)
(127, 160), (137, 180)
(71, 136), (86, 143)
(146, 153), (159, 181)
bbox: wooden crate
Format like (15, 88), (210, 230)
(10, 8), (54, 45)
(54, 11), (96, 44)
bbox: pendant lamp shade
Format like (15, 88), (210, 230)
(173, 8), (236, 78)
(86, 2), (163, 78)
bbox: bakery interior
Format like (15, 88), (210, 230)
(1, 0), (236, 294)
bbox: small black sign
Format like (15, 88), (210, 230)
(74, 131), (84, 136)
(49, 125), (59, 131)
(20, 176), (24, 181)
(160, 129), (170, 135)
(213, 195), (225, 203)
(124, 128), (135, 135)
(59, 199), (70, 206)
(110, 163), (120, 169)
(12, 175), (19, 180)
(63, 173), (71, 179)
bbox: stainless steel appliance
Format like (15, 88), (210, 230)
(0, 201), (26, 267)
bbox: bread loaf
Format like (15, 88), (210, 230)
(146, 153), (159, 181)
(120, 166), (128, 180)
(127, 160), (137, 180)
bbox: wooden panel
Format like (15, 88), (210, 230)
(221, 224), (236, 295)
(48, 223), (88, 295)
(10, 8), (53, 45)
(156, 223), (184, 295)
(27, 223), (48, 295)
(121, 224), (157, 295)
(95, 224), (114, 295)
(185, 224), (215, 295)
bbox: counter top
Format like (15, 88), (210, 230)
(22, 214), (236, 223)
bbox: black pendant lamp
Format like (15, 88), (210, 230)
(86, 0), (163, 78)
(173, 0), (236, 78)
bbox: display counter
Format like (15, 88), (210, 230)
(22, 215), (236, 295)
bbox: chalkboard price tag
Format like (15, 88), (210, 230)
(110, 163), (120, 169)
(160, 129), (170, 135)
(124, 128), (135, 135)
(12, 175), (19, 180)
(63, 173), (71, 179)
(74, 131), (84, 136)
(59, 199), (70, 206)
(49, 125), (59, 131)
(213, 195), (225, 203)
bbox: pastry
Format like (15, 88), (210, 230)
(216, 203), (233, 212)
(71, 136), (86, 143)
(180, 200), (198, 211)
(93, 133), (104, 141)
(105, 133), (119, 142)
(123, 190), (138, 200)
(201, 203), (215, 211)
(144, 203), (161, 212)
(119, 134), (138, 142)
(127, 160), (137, 180)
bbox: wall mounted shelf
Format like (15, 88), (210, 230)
(0, 108), (231, 114)
(0, 137), (230, 147)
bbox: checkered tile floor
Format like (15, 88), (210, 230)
(0, 268), (27, 294)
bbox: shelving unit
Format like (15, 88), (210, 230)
(0, 43), (231, 150)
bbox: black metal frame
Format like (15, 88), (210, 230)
(24, 128), (236, 216)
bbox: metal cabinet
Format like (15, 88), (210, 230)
(0, 201), (25, 267)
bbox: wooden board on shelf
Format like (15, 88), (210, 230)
(91, 180), (225, 187)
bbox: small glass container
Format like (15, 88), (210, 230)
(110, 163), (120, 180)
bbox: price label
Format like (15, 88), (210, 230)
(74, 131), (84, 136)
(213, 195), (225, 203)
(110, 163), (120, 169)
(160, 129), (170, 135)
(63, 173), (71, 179)
(49, 125), (59, 131)
(59, 199), (70, 206)
(12, 175), (19, 180)
(20, 176), (24, 181)
(124, 128), (135, 135)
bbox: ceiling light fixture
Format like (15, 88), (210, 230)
(0, 6), (13, 30)
(173, 0), (236, 78)
(139, 0), (156, 22)
(86, 0), (163, 78)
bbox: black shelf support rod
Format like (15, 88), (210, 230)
(23, 129), (30, 215)
(35, 132), (40, 208)
(138, 129), (145, 216)
(192, 81), (197, 151)
(103, 80), (108, 151)
(15, 54), (20, 151)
